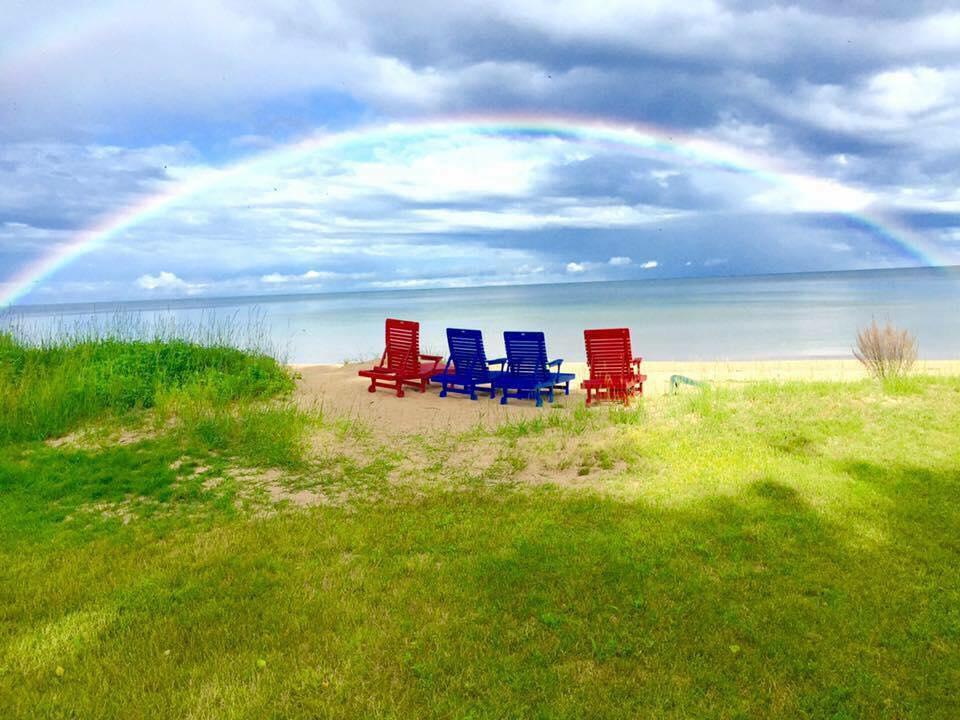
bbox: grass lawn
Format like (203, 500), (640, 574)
(1, 332), (959, 718)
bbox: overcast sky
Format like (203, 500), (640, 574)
(2, 0), (960, 304)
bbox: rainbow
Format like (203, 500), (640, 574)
(1, 114), (952, 306)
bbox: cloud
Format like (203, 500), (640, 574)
(261, 269), (331, 284)
(136, 271), (191, 290)
(640, 260), (658, 269)
(4, 2), (960, 304)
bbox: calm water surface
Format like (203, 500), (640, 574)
(5, 267), (959, 363)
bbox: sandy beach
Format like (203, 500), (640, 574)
(291, 358), (960, 432)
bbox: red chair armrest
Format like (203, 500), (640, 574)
(420, 354), (443, 369)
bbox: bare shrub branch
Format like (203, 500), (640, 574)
(853, 320), (918, 379)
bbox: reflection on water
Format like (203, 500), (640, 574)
(4, 267), (960, 363)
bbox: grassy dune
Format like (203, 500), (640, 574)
(1, 331), (959, 718)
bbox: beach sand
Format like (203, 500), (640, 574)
(291, 359), (960, 433)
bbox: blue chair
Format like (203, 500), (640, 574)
(431, 328), (506, 400)
(493, 331), (575, 406)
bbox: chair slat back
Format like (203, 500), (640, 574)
(584, 328), (632, 380)
(384, 318), (420, 374)
(447, 328), (488, 380)
(504, 331), (550, 379)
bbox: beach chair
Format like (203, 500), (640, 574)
(357, 318), (443, 397)
(581, 327), (646, 406)
(431, 328), (506, 400)
(493, 331), (575, 407)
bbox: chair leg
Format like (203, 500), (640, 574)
(564, 382), (569, 396)
(439, 382), (447, 398)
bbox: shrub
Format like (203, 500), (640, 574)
(853, 320), (918, 380)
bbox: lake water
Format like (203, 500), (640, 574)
(4, 267), (959, 363)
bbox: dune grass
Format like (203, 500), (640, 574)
(0, 330), (293, 444)
(1, 332), (959, 718)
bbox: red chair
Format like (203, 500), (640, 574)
(358, 319), (443, 397)
(581, 328), (646, 406)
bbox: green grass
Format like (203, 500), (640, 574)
(0, 330), (293, 443)
(1, 335), (959, 718)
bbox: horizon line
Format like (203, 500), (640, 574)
(4, 262), (956, 313)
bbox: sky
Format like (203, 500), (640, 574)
(2, 0), (960, 305)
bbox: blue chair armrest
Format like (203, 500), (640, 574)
(547, 358), (564, 383)
(487, 357), (507, 369)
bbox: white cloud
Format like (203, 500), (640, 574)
(640, 260), (658, 269)
(608, 256), (631, 266)
(261, 269), (333, 284)
(516, 264), (545, 274)
(136, 271), (190, 290)
(566, 262), (586, 273)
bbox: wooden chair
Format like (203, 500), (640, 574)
(358, 318), (443, 397)
(581, 328), (646, 405)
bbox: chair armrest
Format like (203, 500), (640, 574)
(548, 358), (564, 382)
(419, 354), (443, 371)
(487, 357), (507, 369)
(632, 357), (643, 366)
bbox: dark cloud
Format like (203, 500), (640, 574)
(538, 154), (723, 209)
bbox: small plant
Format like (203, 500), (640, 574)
(853, 320), (918, 380)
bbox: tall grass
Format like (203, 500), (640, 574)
(1, 306), (279, 355)
(0, 313), (293, 443)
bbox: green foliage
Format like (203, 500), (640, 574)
(0, 331), (293, 442)
(495, 402), (593, 439)
(174, 401), (314, 470)
(684, 384), (728, 420)
(607, 402), (646, 425)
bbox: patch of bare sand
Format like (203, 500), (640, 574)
(228, 467), (352, 510)
(46, 427), (155, 450)
(292, 362), (559, 434)
(46, 418), (176, 450)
